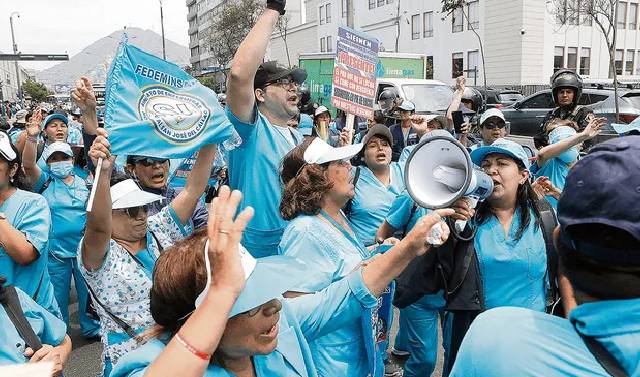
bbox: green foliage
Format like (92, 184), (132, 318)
(22, 79), (52, 102)
(441, 0), (465, 13)
(197, 76), (217, 90)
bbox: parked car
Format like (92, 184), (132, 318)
(474, 87), (524, 109)
(502, 87), (640, 144)
(376, 78), (454, 115)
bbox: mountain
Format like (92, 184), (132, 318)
(36, 28), (189, 91)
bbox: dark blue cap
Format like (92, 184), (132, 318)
(558, 136), (640, 265)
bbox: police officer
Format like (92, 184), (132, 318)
(535, 69), (593, 149)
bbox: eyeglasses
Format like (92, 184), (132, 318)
(482, 122), (506, 130)
(265, 78), (300, 89)
(118, 205), (149, 218)
(135, 158), (169, 167)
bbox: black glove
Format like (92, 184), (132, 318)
(266, 0), (286, 15)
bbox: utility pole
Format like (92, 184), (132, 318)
(9, 12), (22, 106)
(394, 0), (401, 52)
(159, 0), (167, 60)
(347, 0), (354, 28)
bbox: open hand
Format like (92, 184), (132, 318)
(71, 76), (97, 112)
(581, 116), (606, 140)
(26, 106), (43, 137)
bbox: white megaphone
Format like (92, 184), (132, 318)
(405, 130), (494, 233)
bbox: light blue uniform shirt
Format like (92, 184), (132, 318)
(349, 164), (404, 246)
(226, 107), (303, 258)
(279, 214), (371, 377)
(111, 271), (379, 377)
(0, 287), (67, 366)
(535, 157), (572, 209)
(0, 188), (60, 318)
(451, 299), (640, 376)
(33, 171), (88, 259)
(474, 208), (547, 312)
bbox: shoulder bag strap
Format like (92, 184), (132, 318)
(343, 166), (361, 217)
(84, 281), (143, 343)
(536, 198), (561, 311)
(1, 285), (43, 351)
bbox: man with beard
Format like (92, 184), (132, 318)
(225, 0), (308, 257)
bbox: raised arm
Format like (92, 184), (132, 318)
(226, 3), (282, 123)
(21, 108), (44, 187)
(446, 76), (465, 132)
(72, 77), (99, 136)
(537, 117), (605, 167)
(81, 128), (116, 271)
(170, 145), (217, 225)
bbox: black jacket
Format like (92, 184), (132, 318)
(389, 123), (418, 162)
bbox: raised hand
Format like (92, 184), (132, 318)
(71, 76), (97, 112)
(455, 76), (466, 93)
(88, 128), (115, 171)
(26, 106), (43, 137)
(581, 116), (606, 140)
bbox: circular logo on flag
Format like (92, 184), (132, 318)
(138, 86), (211, 143)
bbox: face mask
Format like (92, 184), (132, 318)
(49, 160), (73, 179)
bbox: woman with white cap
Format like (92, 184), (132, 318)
(22, 109), (100, 338)
(80, 128), (218, 376)
(110, 185), (453, 377)
(312, 106), (340, 146)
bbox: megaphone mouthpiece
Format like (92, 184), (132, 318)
(432, 165), (466, 191)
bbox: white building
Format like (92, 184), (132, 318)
(264, 0), (640, 87)
(0, 52), (29, 102)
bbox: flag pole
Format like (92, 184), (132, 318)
(86, 158), (103, 212)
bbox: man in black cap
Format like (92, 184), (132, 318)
(224, 0), (308, 258)
(449, 136), (640, 376)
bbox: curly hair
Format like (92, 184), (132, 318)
(280, 137), (333, 221)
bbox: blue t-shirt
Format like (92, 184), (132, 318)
(0, 287), (67, 365)
(0, 188), (60, 318)
(451, 299), (640, 376)
(33, 171), (88, 259)
(473, 208), (547, 312)
(226, 106), (303, 258)
(535, 157), (572, 209)
(349, 164), (404, 246)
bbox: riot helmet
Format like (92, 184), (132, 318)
(550, 69), (583, 106)
(461, 87), (483, 113)
(378, 87), (401, 116)
(298, 85), (315, 115)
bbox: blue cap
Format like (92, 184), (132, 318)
(470, 138), (530, 169)
(41, 114), (69, 130)
(558, 136), (640, 265)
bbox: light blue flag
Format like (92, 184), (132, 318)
(104, 40), (232, 158)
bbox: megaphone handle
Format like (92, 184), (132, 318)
(454, 196), (479, 233)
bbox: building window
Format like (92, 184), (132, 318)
(615, 49), (624, 75)
(378, 0), (385, 6)
(411, 14), (421, 39)
(580, 47), (591, 76)
(468, 1), (479, 29)
(467, 50), (479, 78)
(583, 13), (593, 26)
(452, 8), (464, 32)
(320, 37), (326, 52)
(190, 46), (199, 58)
(452, 52), (464, 78)
(387, 0), (394, 3)
(327, 36), (333, 52)
(342, 0), (348, 18)
(618, 1), (627, 29)
(326, 3), (332, 23)
(554, 46), (564, 72)
(369, 0), (376, 9)
(626, 49), (635, 75)
(426, 56), (434, 79)
(629, 3), (638, 29)
(423, 11), (433, 37)
(567, 47), (578, 71)
(320, 5), (325, 24)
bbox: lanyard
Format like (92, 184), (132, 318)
(318, 210), (369, 259)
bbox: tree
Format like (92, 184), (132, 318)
(22, 79), (52, 103)
(204, 0), (264, 82)
(197, 76), (218, 91)
(276, 14), (292, 67)
(553, 0), (620, 121)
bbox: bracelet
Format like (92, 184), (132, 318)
(175, 332), (210, 361)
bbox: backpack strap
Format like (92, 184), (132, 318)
(535, 198), (561, 312)
(343, 166), (361, 217)
(0, 285), (43, 351)
(37, 176), (54, 195)
(401, 202), (419, 238)
(575, 326), (629, 377)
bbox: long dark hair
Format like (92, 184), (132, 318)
(475, 160), (541, 241)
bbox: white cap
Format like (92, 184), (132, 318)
(111, 179), (164, 209)
(303, 137), (363, 165)
(0, 131), (17, 162)
(42, 142), (73, 162)
(314, 105), (330, 117)
(479, 108), (506, 126)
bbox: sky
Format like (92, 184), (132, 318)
(0, 0), (189, 71)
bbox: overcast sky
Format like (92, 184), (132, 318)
(0, 0), (188, 71)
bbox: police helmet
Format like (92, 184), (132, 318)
(461, 87), (483, 113)
(550, 69), (583, 106)
(378, 87), (401, 114)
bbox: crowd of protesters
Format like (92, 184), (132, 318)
(1, 1), (639, 377)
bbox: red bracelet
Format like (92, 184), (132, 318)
(175, 332), (211, 361)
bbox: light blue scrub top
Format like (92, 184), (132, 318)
(349, 164), (404, 246)
(473, 208), (547, 312)
(111, 271), (379, 377)
(0, 188), (60, 318)
(33, 171), (88, 259)
(226, 107), (303, 258)
(0, 287), (67, 366)
(535, 157), (573, 209)
(279, 214), (371, 377)
(450, 299), (640, 376)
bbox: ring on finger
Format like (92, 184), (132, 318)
(218, 229), (231, 234)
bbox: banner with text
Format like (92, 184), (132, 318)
(331, 26), (379, 120)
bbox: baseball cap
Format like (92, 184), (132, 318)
(0, 131), (17, 162)
(254, 61), (307, 89)
(362, 123), (393, 145)
(42, 142), (73, 162)
(111, 179), (164, 209)
(397, 101), (416, 111)
(558, 136), (640, 265)
(471, 138), (530, 169)
(314, 105), (330, 117)
(41, 114), (68, 130)
(479, 108), (506, 127)
(422, 114), (448, 129)
(304, 137), (363, 165)
(13, 109), (27, 124)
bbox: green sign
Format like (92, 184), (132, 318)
(377, 57), (424, 79)
(299, 58), (337, 115)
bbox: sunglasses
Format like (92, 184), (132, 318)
(135, 158), (169, 167)
(118, 205), (149, 218)
(482, 122), (506, 130)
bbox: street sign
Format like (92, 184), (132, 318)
(331, 26), (379, 120)
(0, 54), (69, 61)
